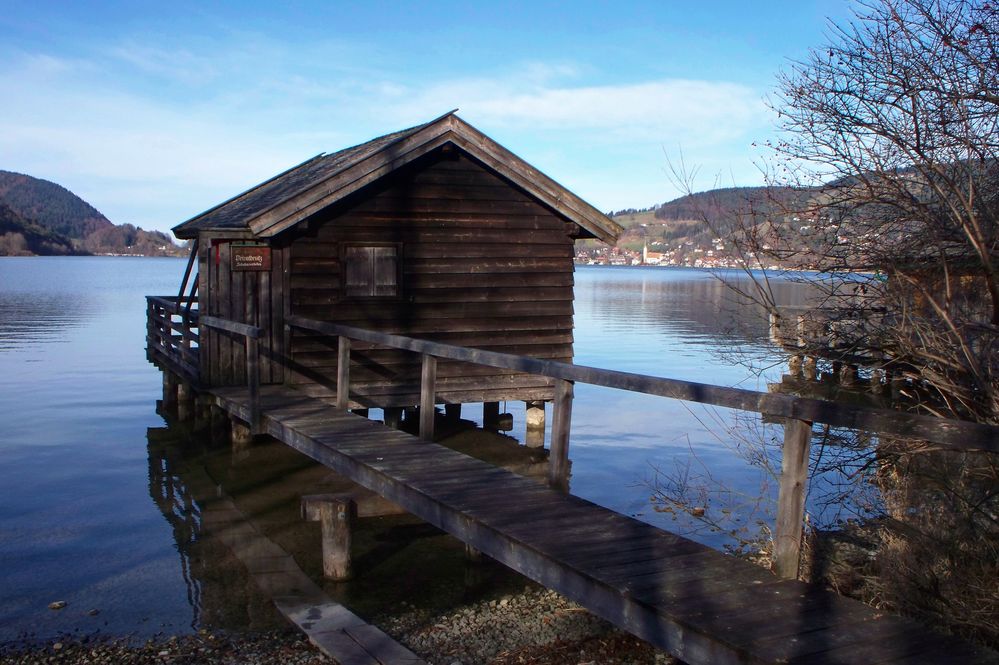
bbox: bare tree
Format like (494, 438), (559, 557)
(732, 0), (999, 646)
(756, 0), (999, 422)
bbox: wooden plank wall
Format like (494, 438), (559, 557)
(287, 153), (575, 407)
(201, 238), (285, 386)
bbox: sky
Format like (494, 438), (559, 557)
(0, 1), (856, 236)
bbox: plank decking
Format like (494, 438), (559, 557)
(208, 384), (997, 665)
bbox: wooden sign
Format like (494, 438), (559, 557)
(231, 245), (271, 271)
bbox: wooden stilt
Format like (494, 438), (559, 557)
(194, 395), (213, 432)
(465, 543), (483, 563)
(351, 408), (369, 418)
(483, 401), (500, 429)
(177, 382), (194, 422)
(210, 404), (228, 442)
(803, 356), (817, 381)
(774, 418), (813, 579)
(383, 407), (404, 429)
(444, 403), (462, 422)
(525, 400), (545, 449)
(162, 373), (178, 410)
(319, 498), (356, 581)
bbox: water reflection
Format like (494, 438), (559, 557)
(145, 417), (535, 634)
(0, 291), (93, 351)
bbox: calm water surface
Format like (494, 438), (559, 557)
(0, 259), (815, 642)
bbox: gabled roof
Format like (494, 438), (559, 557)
(173, 111), (622, 243)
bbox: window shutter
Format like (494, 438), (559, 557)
(345, 245), (399, 297)
(371, 246), (398, 296)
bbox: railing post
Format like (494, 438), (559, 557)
(336, 336), (351, 410)
(548, 379), (573, 491)
(246, 336), (260, 435)
(420, 354), (437, 441)
(774, 418), (813, 579)
(246, 278), (261, 435)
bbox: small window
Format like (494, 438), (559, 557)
(344, 245), (399, 297)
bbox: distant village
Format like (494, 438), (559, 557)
(575, 239), (768, 270)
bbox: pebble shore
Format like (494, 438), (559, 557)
(1, 588), (676, 665)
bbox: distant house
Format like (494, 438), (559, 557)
(171, 112), (622, 410)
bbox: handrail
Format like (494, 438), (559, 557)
(199, 315), (262, 339)
(288, 312), (999, 578)
(147, 295), (200, 319)
(286, 314), (999, 454)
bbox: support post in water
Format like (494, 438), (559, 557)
(548, 380), (573, 491)
(319, 498), (356, 581)
(383, 407), (403, 429)
(483, 401), (500, 429)
(420, 354), (437, 441)
(162, 372), (179, 410)
(336, 336), (351, 410)
(525, 400), (545, 448)
(775, 418), (813, 579)
(176, 382), (194, 422)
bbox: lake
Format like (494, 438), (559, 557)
(0, 258), (817, 643)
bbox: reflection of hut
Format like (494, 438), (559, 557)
(172, 112), (621, 413)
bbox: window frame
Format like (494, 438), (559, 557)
(340, 242), (403, 300)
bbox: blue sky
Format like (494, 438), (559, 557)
(1, 1), (854, 235)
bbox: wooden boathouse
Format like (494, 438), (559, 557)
(147, 115), (999, 664)
(169, 111), (621, 426)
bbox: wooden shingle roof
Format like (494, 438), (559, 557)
(173, 112), (622, 243)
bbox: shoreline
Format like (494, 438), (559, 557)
(2, 587), (676, 665)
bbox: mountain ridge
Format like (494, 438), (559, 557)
(0, 170), (185, 257)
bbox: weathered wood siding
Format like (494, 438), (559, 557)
(286, 152), (575, 407)
(199, 239), (286, 386)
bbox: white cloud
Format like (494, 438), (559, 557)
(0, 43), (772, 232)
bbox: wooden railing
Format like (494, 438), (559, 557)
(148, 298), (999, 580)
(285, 313), (999, 579)
(146, 296), (200, 384)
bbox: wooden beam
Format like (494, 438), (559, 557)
(176, 239), (199, 302)
(200, 315), (262, 339)
(420, 355), (437, 441)
(774, 418), (813, 579)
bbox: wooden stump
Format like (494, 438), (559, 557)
(318, 499), (356, 581)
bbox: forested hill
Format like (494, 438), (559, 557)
(0, 201), (79, 255)
(0, 170), (113, 238)
(0, 170), (185, 257)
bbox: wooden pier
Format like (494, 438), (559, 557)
(146, 115), (998, 663)
(147, 300), (999, 665)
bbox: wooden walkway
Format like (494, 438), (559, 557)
(209, 384), (996, 665)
